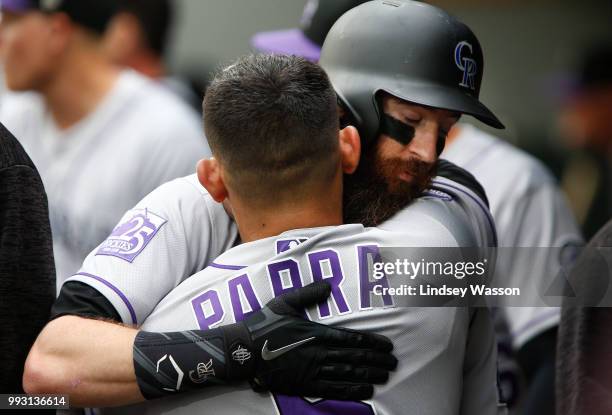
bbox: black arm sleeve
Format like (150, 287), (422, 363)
(51, 281), (122, 322)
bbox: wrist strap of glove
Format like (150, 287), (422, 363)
(220, 322), (254, 379)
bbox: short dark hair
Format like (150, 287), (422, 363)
(204, 54), (339, 202)
(39, 0), (122, 35)
(122, 0), (172, 56)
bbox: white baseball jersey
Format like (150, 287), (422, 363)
(443, 123), (583, 348)
(104, 220), (499, 415)
(66, 175), (496, 327)
(0, 70), (210, 288)
(68, 175), (502, 414)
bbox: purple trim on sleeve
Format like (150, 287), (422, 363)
(432, 179), (498, 247)
(75, 272), (138, 325)
(423, 189), (454, 201)
(210, 262), (247, 271)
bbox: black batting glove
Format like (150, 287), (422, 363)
(134, 282), (397, 401)
(241, 281), (398, 400)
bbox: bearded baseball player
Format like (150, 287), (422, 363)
(93, 53), (499, 414)
(26, 1), (505, 413)
(256, 0), (581, 410)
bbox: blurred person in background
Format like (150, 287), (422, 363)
(557, 218), (612, 415)
(444, 123), (583, 415)
(555, 43), (612, 415)
(557, 43), (612, 240)
(250, 0), (367, 63)
(102, 0), (201, 109)
(0, 0), (209, 288)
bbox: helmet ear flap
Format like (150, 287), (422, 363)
(338, 93), (382, 149)
(374, 90), (386, 121)
(337, 89), (385, 149)
(338, 96), (354, 130)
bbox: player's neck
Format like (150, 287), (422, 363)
(126, 52), (166, 80)
(231, 192), (344, 243)
(41, 49), (120, 130)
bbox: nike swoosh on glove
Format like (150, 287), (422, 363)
(242, 281), (398, 400)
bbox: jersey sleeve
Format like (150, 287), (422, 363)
(133, 108), (211, 197)
(64, 175), (238, 325)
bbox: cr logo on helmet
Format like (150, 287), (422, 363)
(454, 41), (478, 91)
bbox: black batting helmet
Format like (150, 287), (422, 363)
(319, 0), (504, 146)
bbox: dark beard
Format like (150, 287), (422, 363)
(343, 148), (435, 227)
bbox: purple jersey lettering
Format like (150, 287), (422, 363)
(228, 274), (262, 322)
(274, 395), (375, 415)
(268, 259), (303, 296)
(192, 289), (225, 330)
(358, 245), (393, 309)
(308, 249), (350, 318)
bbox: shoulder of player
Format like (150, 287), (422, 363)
(377, 203), (462, 248)
(460, 126), (556, 190)
(0, 90), (43, 113)
(115, 71), (203, 136)
(0, 92), (44, 136)
(134, 174), (225, 223)
(495, 145), (555, 188)
(435, 160), (489, 207)
(162, 264), (225, 298)
(0, 124), (36, 171)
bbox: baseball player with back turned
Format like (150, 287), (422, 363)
(26, 1), (505, 413)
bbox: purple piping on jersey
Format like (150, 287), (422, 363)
(210, 262), (247, 271)
(423, 190), (453, 201)
(431, 179), (498, 247)
(75, 272), (138, 325)
(512, 308), (559, 339)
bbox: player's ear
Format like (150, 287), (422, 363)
(197, 158), (228, 203)
(102, 12), (140, 63)
(47, 13), (74, 54)
(339, 125), (361, 174)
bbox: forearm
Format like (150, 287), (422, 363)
(23, 316), (245, 407)
(23, 283), (397, 408)
(23, 315), (141, 407)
